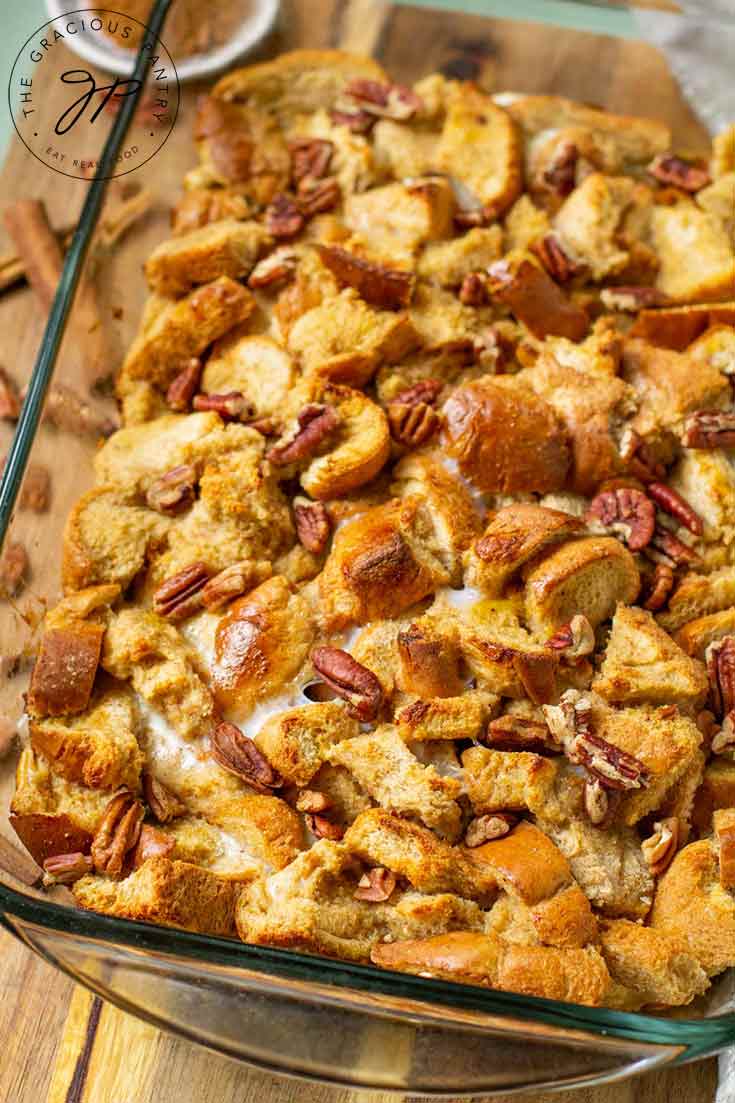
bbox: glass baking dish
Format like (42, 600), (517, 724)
(2, 0), (735, 1092)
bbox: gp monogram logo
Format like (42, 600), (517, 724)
(7, 8), (180, 180)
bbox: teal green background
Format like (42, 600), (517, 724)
(0, 2), (636, 159)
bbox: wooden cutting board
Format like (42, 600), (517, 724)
(0, 1), (718, 1100)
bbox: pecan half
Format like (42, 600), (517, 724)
(289, 138), (333, 186)
(19, 464), (51, 512)
(354, 866), (397, 901)
(542, 140), (578, 198)
(649, 154), (711, 193)
(91, 791), (144, 878)
(311, 646), (383, 722)
(145, 464), (198, 515)
(483, 714), (558, 754)
(265, 193), (305, 239)
(293, 496), (331, 555)
(647, 528), (700, 568)
(706, 637), (735, 719)
(248, 246), (300, 289)
(210, 722), (283, 792)
(42, 851), (93, 885)
(142, 772), (185, 823)
(599, 286), (671, 312)
(458, 272), (488, 306)
(153, 561), (210, 621)
(387, 400), (440, 447)
(643, 563), (675, 611)
(641, 817), (679, 876)
(297, 177), (341, 217)
(712, 713), (735, 756)
(307, 813), (345, 840)
(317, 244), (414, 310)
(532, 234), (579, 283)
(0, 540), (28, 598)
(132, 824), (176, 869)
(464, 812), (517, 848)
(647, 482), (703, 536)
(166, 358), (202, 412)
(586, 487), (656, 552)
(393, 379), (443, 408)
(266, 403), (339, 466)
(543, 690), (648, 791)
(192, 391), (255, 422)
(546, 614), (595, 661)
(0, 367), (20, 419)
(345, 78), (423, 121)
(201, 560), (270, 611)
(295, 789), (333, 814)
(682, 411), (735, 450)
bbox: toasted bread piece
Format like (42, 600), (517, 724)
(554, 174), (635, 280)
(435, 84), (521, 218)
(713, 124), (735, 178)
(94, 411), (233, 490)
(692, 758), (735, 836)
(344, 179), (455, 256)
(418, 226), (504, 287)
(667, 450), (735, 569)
(651, 838), (735, 976)
(102, 607), (215, 741)
(201, 333), (295, 418)
(442, 376), (570, 495)
(629, 302), (735, 351)
(26, 621), (104, 720)
(504, 194), (551, 252)
(212, 576), (314, 717)
(120, 278), (255, 391)
(524, 537), (640, 637)
(287, 288), (419, 387)
(300, 385), (391, 499)
(145, 220), (271, 297)
(393, 617), (465, 699)
(371, 931), (610, 1006)
(316, 242), (416, 310)
(454, 615), (560, 701)
(291, 107), (375, 195)
(74, 857), (240, 936)
(371, 115), (439, 180)
(698, 173), (735, 240)
(462, 746), (558, 815)
(593, 604), (708, 713)
(465, 504), (583, 597)
(676, 607), (735, 660)
(329, 725), (463, 840)
(29, 682), (143, 792)
(650, 205), (735, 304)
(599, 919), (708, 1008)
(396, 691), (496, 742)
(660, 566), (735, 632)
(255, 702), (359, 787)
(487, 253), (589, 342)
(187, 95), (290, 199)
(171, 188), (253, 236)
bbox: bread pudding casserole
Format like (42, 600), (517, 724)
(9, 49), (735, 1013)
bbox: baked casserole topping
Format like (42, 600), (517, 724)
(9, 49), (735, 1011)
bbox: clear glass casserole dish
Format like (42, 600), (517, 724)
(1, 0), (735, 1093)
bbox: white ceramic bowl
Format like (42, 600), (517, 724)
(44, 1), (280, 82)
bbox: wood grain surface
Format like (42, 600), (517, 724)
(0, 2), (719, 1100)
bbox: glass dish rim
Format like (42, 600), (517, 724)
(2, 876), (735, 1054)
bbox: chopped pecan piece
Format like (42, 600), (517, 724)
(295, 789), (333, 814)
(586, 487), (656, 552)
(0, 540), (29, 597)
(464, 812), (517, 848)
(458, 272), (488, 306)
(91, 791), (144, 878)
(266, 404), (339, 466)
(546, 614), (595, 660)
(19, 464), (51, 512)
(0, 367), (20, 419)
(145, 464), (198, 515)
(311, 646), (383, 722)
(293, 496), (331, 555)
(142, 771), (185, 824)
(210, 722), (283, 793)
(712, 713), (735, 756)
(166, 358), (202, 411)
(483, 714), (558, 754)
(543, 690), (648, 791)
(306, 813), (345, 840)
(317, 244), (414, 310)
(201, 560), (270, 611)
(153, 561), (210, 621)
(542, 140), (578, 198)
(599, 286), (671, 312)
(248, 246), (300, 289)
(682, 411), (735, 450)
(532, 234), (579, 284)
(297, 177), (341, 217)
(643, 563), (675, 611)
(42, 851), (94, 885)
(649, 154), (711, 193)
(345, 78), (423, 121)
(647, 528), (700, 568)
(289, 138), (334, 186)
(619, 428), (666, 484)
(706, 637), (735, 719)
(354, 866), (397, 901)
(132, 824), (176, 869)
(387, 400), (440, 448)
(192, 391), (255, 422)
(265, 193), (305, 239)
(647, 482), (703, 536)
(641, 817), (679, 876)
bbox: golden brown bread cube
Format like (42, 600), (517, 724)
(344, 179), (455, 256)
(417, 226), (504, 287)
(650, 204), (735, 304)
(487, 253), (589, 342)
(554, 174), (636, 281)
(145, 220), (272, 297)
(26, 622), (104, 720)
(255, 702), (359, 787)
(660, 566), (735, 632)
(396, 691), (496, 742)
(599, 919), (708, 1008)
(188, 94), (290, 199)
(463, 746), (558, 816)
(629, 302), (735, 351)
(465, 504), (583, 597)
(202, 333), (295, 418)
(300, 385), (391, 500)
(691, 759), (735, 835)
